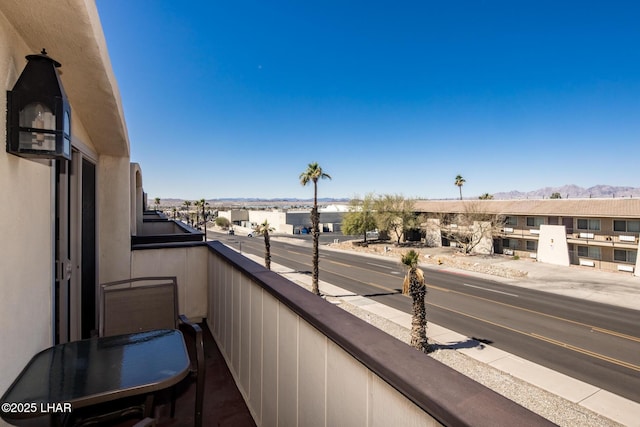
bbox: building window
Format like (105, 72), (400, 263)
(614, 249), (637, 263)
(526, 217), (544, 227)
(505, 216), (518, 226)
(613, 220), (640, 233)
(577, 219), (600, 231)
(526, 240), (537, 251)
(502, 239), (517, 249)
(577, 246), (601, 259)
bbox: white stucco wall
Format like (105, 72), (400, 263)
(470, 221), (493, 255)
(424, 218), (442, 247)
(0, 9), (55, 396)
(131, 246), (208, 320)
(248, 210), (289, 233)
(98, 155), (132, 283)
(537, 225), (570, 267)
(0, 0), (133, 400)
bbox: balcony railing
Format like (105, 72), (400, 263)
(131, 238), (554, 426)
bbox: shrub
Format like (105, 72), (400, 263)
(215, 217), (230, 228)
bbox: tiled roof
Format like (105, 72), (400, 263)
(413, 199), (640, 218)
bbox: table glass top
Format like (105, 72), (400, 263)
(2, 329), (189, 408)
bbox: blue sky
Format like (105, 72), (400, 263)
(96, 1), (640, 200)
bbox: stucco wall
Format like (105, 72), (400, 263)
(0, 0), (134, 402)
(131, 246), (208, 320)
(98, 155), (132, 283)
(537, 225), (570, 266)
(0, 10), (55, 396)
(248, 210), (288, 233)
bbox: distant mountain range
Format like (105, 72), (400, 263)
(157, 197), (349, 207)
(491, 185), (640, 200)
(157, 186), (639, 206)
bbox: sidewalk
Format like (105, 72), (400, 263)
(251, 238), (640, 426)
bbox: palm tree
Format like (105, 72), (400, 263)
(299, 162), (332, 295)
(199, 198), (208, 239)
(455, 174), (466, 200)
(401, 250), (429, 353)
(254, 220), (275, 270)
(183, 200), (192, 225)
(478, 193), (493, 200)
(154, 197), (160, 211)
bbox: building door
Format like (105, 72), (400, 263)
(68, 152), (97, 341)
(80, 158), (96, 339)
(55, 159), (72, 344)
(56, 152), (97, 343)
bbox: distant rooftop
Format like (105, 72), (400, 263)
(414, 198), (640, 218)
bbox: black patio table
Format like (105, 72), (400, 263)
(1, 329), (190, 425)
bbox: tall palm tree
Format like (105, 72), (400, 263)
(199, 198), (208, 239)
(455, 174), (466, 200)
(299, 162), (331, 295)
(254, 220), (275, 270)
(183, 200), (192, 225)
(401, 250), (429, 353)
(194, 200), (201, 225)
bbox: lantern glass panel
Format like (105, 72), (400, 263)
(18, 102), (57, 152)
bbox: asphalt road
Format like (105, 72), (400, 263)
(215, 232), (640, 403)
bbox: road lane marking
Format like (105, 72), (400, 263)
(327, 260), (354, 268)
(278, 247), (640, 344)
(429, 301), (640, 373)
(591, 327), (640, 343)
(428, 285), (640, 344)
(366, 262), (395, 269)
(463, 283), (519, 297)
(530, 333), (640, 372)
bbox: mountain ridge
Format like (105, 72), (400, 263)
(155, 185), (639, 204)
(491, 185), (640, 200)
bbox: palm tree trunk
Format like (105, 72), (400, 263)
(459, 186), (462, 200)
(264, 232), (271, 270)
(312, 181), (320, 295)
(409, 270), (428, 352)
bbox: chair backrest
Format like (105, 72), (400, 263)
(100, 276), (179, 337)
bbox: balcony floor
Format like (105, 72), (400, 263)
(152, 322), (256, 427)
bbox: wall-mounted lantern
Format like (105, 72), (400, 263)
(6, 49), (71, 160)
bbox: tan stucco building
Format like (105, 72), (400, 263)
(414, 199), (640, 275)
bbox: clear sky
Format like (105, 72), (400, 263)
(95, 1), (640, 200)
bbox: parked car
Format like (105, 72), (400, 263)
(227, 229), (234, 235)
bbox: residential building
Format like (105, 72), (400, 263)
(414, 199), (640, 275)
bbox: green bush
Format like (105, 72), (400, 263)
(215, 217), (230, 228)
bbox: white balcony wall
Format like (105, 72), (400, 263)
(208, 252), (442, 427)
(131, 245), (208, 320)
(99, 155), (132, 283)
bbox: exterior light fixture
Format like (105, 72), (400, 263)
(6, 49), (71, 160)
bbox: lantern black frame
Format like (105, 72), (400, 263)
(6, 49), (72, 160)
